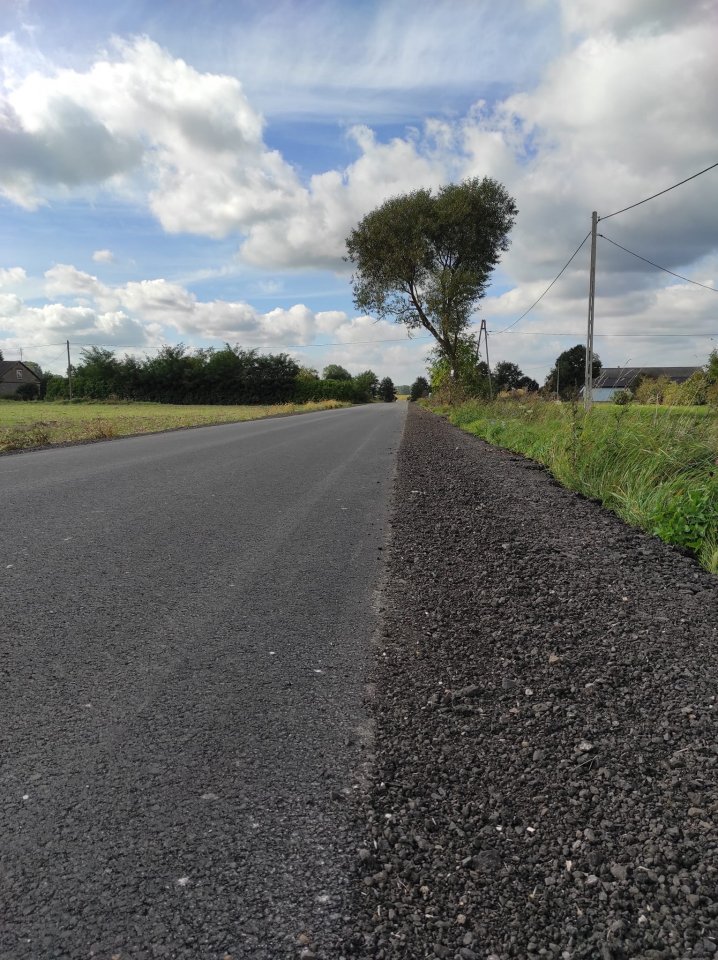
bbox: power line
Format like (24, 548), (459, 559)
(62, 336), (436, 351)
(5, 341), (67, 350)
(490, 330), (717, 338)
(598, 161), (718, 222)
(599, 233), (718, 293)
(494, 232), (591, 333)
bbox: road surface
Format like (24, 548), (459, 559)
(0, 403), (406, 959)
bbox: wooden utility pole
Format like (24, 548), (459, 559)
(584, 210), (598, 409)
(66, 339), (73, 400)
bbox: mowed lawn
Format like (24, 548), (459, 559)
(0, 399), (348, 453)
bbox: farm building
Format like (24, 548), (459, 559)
(589, 366), (702, 402)
(0, 360), (42, 397)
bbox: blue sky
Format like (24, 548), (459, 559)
(1, 0), (717, 383)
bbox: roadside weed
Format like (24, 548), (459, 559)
(438, 399), (718, 574)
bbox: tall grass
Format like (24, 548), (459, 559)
(440, 399), (718, 574)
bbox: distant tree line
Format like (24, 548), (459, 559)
(38, 345), (385, 405)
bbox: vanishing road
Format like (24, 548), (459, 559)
(0, 403), (406, 959)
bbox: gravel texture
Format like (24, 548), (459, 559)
(349, 405), (718, 960)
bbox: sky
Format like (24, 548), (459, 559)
(0, 0), (717, 385)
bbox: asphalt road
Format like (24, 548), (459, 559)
(0, 403), (406, 960)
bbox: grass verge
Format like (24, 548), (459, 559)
(0, 399), (350, 454)
(434, 399), (718, 574)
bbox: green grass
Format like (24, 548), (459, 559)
(0, 399), (349, 453)
(435, 398), (718, 574)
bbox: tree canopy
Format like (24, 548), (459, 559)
(378, 377), (397, 402)
(353, 369), (379, 400)
(346, 177), (517, 379)
(493, 361), (524, 392)
(322, 364), (352, 381)
(410, 376), (430, 401)
(544, 344), (601, 399)
(42, 344), (388, 406)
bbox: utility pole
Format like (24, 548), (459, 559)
(66, 339), (73, 400)
(19, 347), (23, 362)
(584, 210), (598, 410)
(478, 318), (493, 400)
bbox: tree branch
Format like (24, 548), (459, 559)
(408, 284), (444, 346)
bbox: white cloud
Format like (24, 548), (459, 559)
(1, 2), (717, 381)
(0, 264), (424, 373)
(1, 36), (301, 223)
(0, 266), (26, 286)
(92, 249), (114, 263)
(44, 264), (105, 299)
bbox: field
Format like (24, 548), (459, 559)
(0, 399), (349, 453)
(436, 398), (718, 574)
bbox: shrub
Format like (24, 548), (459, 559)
(14, 383), (40, 401)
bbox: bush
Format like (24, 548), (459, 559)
(45, 376), (69, 400)
(634, 373), (707, 406)
(613, 389), (632, 406)
(293, 378), (365, 404)
(14, 383), (40, 400)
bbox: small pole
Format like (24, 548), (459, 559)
(556, 363), (560, 401)
(66, 339), (73, 400)
(584, 210), (598, 410)
(19, 347), (23, 362)
(480, 318), (493, 400)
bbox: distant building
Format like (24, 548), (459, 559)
(588, 366), (702, 402)
(0, 360), (42, 397)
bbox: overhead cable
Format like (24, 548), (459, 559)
(490, 330), (717, 338)
(599, 234), (718, 293)
(598, 161), (718, 222)
(494, 232), (591, 333)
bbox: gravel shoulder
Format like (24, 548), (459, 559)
(350, 404), (718, 960)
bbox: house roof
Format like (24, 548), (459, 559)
(594, 366), (702, 389)
(0, 360), (41, 381)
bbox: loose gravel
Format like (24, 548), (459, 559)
(348, 405), (718, 960)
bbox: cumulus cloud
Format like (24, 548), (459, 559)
(3, 14), (716, 280)
(1, 3), (717, 380)
(0, 264), (423, 375)
(0, 266), (26, 286)
(0, 36), (302, 226)
(92, 249), (114, 263)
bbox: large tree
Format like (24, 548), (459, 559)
(544, 344), (601, 399)
(322, 364), (352, 381)
(353, 369), (379, 400)
(410, 376), (430, 401)
(379, 377), (397, 402)
(493, 360), (524, 392)
(346, 177), (517, 381)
